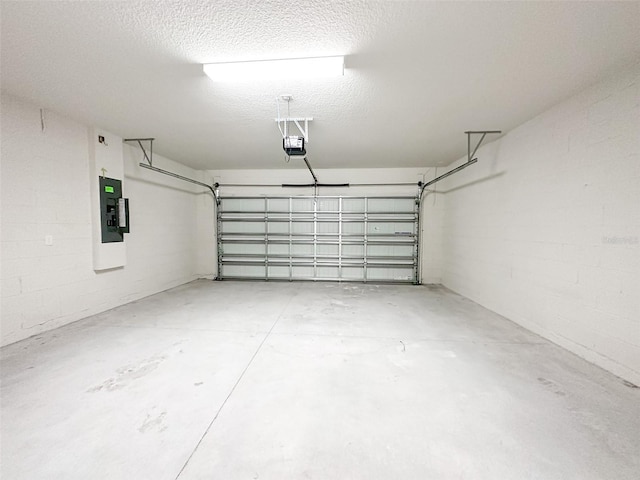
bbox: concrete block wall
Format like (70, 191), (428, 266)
(420, 182), (446, 285)
(0, 94), (216, 346)
(439, 60), (640, 384)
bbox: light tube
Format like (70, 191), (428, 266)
(203, 56), (344, 81)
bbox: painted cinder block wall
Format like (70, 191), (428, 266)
(439, 61), (640, 385)
(0, 94), (216, 346)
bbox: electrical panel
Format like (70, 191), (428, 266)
(99, 176), (130, 243)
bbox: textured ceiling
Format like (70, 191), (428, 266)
(2, 1), (639, 170)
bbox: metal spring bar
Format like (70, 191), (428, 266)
(419, 130), (501, 196)
(303, 157), (318, 184)
(281, 156), (350, 188)
(138, 163), (220, 205)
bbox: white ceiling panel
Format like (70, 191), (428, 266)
(1, 1), (639, 169)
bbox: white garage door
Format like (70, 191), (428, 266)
(217, 195), (419, 283)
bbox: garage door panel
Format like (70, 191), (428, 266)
(367, 244), (415, 257)
(343, 198), (366, 212)
(343, 223), (364, 235)
(292, 223), (313, 234)
(342, 266), (365, 280)
(292, 266), (314, 278)
(221, 264), (264, 278)
(221, 198), (263, 211)
(267, 222), (289, 234)
(317, 244), (339, 256)
(222, 243), (265, 255)
(218, 195), (418, 283)
(268, 198), (289, 211)
(267, 266), (289, 278)
(367, 267), (415, 282)
(367, 223), (415, 235)
(225, 222), (264, 234)
(317, 266), (339, 278)
(291, 244), (314, 255)
(318, 222), (339, 234)
(291, 198), (314, 211)
(317, 198), (339, 211)
(367, 197), (415, 212)
(267, 244), (289, 255)
(342, 244), (365, 256)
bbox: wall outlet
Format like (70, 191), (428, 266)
(45, 235), (53, 246)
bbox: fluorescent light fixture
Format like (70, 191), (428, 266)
(203, 56), (344, 81)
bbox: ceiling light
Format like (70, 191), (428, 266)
(202, 56), (344, 81)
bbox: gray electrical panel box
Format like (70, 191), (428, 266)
(99, 176), (130, 243)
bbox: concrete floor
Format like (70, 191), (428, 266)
(1, 281), (639, 479)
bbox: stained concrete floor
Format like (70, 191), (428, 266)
(1, 281), (639, 480)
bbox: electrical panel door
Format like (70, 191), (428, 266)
(99, 176), (130, 243)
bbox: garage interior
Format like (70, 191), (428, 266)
(1, 2), (639, 479)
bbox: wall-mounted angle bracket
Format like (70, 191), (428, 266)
(123, 138), (155, 166)
(465, 130), (501, 163)
(275, 117), (314, 143)
(419, 130), (501, 196)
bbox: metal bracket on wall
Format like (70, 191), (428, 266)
(419, 130), (501, 196)
(123, 138), (155, 166)
(465, 130), (502, 163)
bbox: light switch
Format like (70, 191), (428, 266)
(45, 235), (53, 246)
